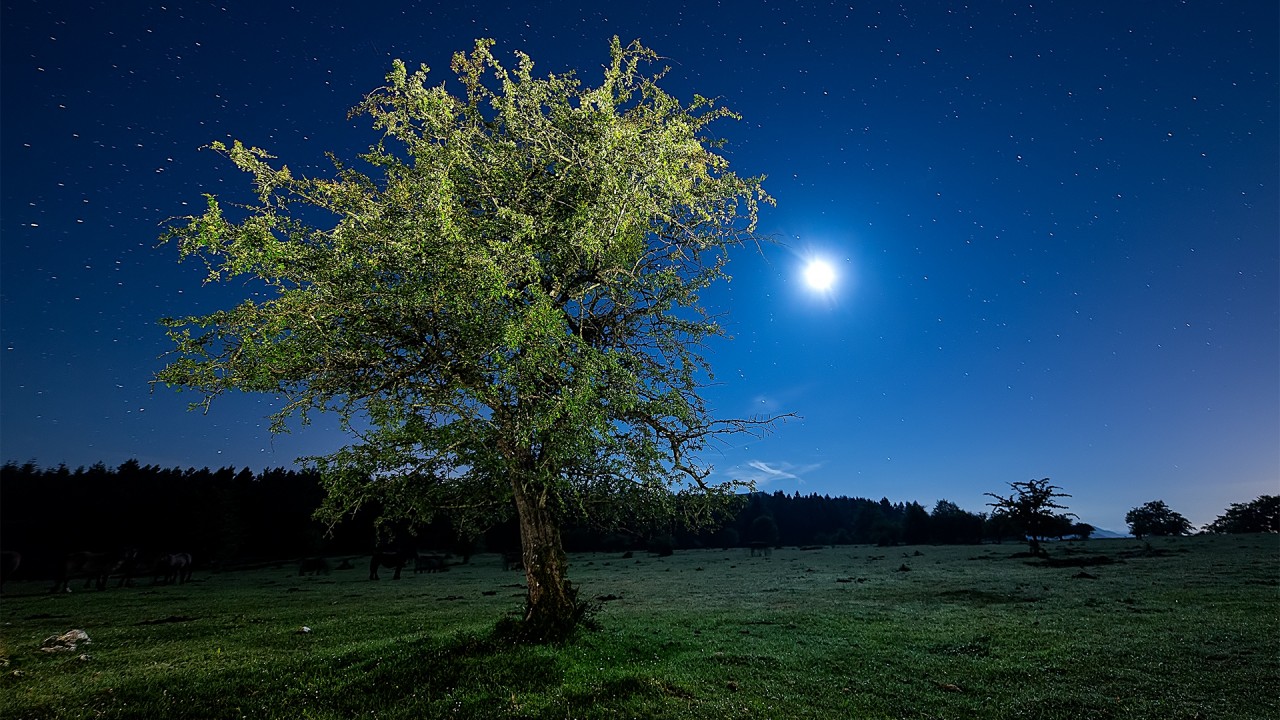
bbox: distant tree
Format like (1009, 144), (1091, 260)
(902, 502), (931, 545)
(928, 499), (985, 545)
(1042, 512), (1078, 540)
(1125, 500), (1193, 538)
(155, 38), (783, 641)
(1203, 495), (1280, 534)
(985, 478), (1076, 556)
(855, 499), (901, 546)
(982, 511), (1016, 544)
(750, 515), (779, 546)
(1069, 522), (1096, 540)
(717, 526), (741, 550)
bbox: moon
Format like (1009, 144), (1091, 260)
(803, 259), (836, 291)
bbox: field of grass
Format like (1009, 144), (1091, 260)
(1, 534), (1276, 719)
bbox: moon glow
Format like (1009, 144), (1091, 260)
(803, 259), (836, 291)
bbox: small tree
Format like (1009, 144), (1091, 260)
(1070, 522), (1096, 540)
(750, 514), (779, 546)
(985, 478), (1076, 556)
(1125, 500), (1193, 538)
(155, 38), (783, 642)
(1203, 495), (1280, 534)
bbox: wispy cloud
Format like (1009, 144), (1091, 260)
(748, 460), (799, 480)
(724, 459), (823, 487)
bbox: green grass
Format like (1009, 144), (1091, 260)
(2, 534), (1276, 719)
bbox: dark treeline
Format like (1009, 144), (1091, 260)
(720, 492), (991, 548)
(1, 461), (359, 580)
(2, 461), (1065, 579)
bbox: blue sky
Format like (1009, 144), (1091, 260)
(2, 1), (1276, 532)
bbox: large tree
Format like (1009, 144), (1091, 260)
(156, 38), (781, 641)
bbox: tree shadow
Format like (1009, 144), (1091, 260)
(10, 624), (677, 719)
(314, 630), (683, 719)
(319, 633), (568, 712)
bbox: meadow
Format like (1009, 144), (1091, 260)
(1, 534), (1276, 719)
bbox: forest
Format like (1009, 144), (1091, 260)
(0, 460), (1094, 581)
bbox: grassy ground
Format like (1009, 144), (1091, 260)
(1, 534), (1276, 719)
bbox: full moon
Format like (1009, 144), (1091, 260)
(803, 259), (836, 291)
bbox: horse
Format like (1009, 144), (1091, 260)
(0, 550), (20, 591)
(154, 553), (193, 584)
(51, 549), (137, 593)
(369, 548), (417, 580)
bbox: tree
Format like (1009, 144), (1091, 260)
(901, 502), (930, 545)
(1125, 500), (1193, 538)
(1203, 495), (1280, 534)
(928, 499), (984, 545)
(985, 478), (1076, 556)
(750, 514), (779, 546)
(155, 38), (782, 641)
(1069, 522), (1096, 540)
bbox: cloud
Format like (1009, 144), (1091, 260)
(726, 459), (823, 486)
(748, 460), (799, 480)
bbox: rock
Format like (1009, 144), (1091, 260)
(40, 629), (90, 653)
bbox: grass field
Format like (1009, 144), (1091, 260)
(1, 534), (1276, 719)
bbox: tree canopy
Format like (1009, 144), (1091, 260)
(1203, 495), (1279, 534)
(1125, 500), (1193, 538)
(156, 38), (780, 640)
(985, 478), (1076, 556)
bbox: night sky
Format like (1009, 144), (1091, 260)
(3, 1), (1276, 533)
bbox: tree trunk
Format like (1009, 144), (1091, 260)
(511, 478), (579, 642)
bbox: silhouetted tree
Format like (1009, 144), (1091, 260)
(1125, 500), (1193, 538)
(985, 478), (1076, 556)
(902, 502), (931, 545)
(1069, 522), (1096, 540)
(750, 515), (779, 546)
(1203, 495), (1279, 534)
(929, 500), (985, 544)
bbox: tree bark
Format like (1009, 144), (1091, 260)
(511, 478), (578, 641)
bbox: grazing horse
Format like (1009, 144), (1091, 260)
(369, 548), (417, 580)
(0, 550), (20, 591)
(155, 553), (193, 584)
(51, 549), (137, 593)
